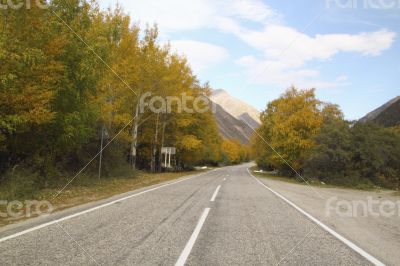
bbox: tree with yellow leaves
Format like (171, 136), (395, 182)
(221, 139), (242, 164)
(254, 87), (327, 174)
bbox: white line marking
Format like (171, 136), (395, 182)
(210, 185), (221, 202)
(223, 178), (226, 181)
(247, 168), (385, 266)
(56, 223), (101, 266)
(0, 170), (218, 243)
(175, 208), (210, 266)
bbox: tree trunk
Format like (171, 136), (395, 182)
(98, 124), (105, 179)
(130, 103), (140, 170)
(158, 119), (167, 172)
(151, 113), (159, 173)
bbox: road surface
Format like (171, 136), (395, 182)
(0, 164), (381, 265)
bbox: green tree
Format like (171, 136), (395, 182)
(255, 87), (324, 174)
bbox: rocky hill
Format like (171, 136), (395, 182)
(360, 96), (400, 127)
(213, 104), (254, 144)
(210, 89), (261, 127)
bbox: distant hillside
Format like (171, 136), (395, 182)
(214, 104), (254, 144)
(239, 113), (259, 129)
(211, 89), (261, 126)
(360, 96), (400, 127)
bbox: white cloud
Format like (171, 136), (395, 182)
(316, 30), (396, 56)
(99, 0), (277, 32)
(236, 55), (350, 89)
(100, 0), (217, 31)
(169, 40), (229, 73)
(223, 0), (278, 22)
(233, 23), (395, 88)
(231, 24), (396, 60)
(99, 0), (396, 88)
(98, 0), (269, 72)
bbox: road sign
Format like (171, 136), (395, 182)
(161, 147), (176, 168)
(161, 147), (176, 155)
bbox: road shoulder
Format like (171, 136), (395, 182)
(251, 169), (400, 266)
(0, 169), (216, 239)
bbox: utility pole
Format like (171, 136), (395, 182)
(100, 87), (113, 178)
(98, 124), (105, 179)
(151, 113), (159, 173)
(158, 119), (166, 172)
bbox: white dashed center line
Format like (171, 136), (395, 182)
(210, 185), (221, 202)
(175, 208), (210, 266)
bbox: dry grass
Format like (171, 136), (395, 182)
(249, 166), (387, 191)
(249, 166), (323, 186)
(0, 171), (199, 227)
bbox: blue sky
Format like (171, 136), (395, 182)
(98, 0), (399, 119)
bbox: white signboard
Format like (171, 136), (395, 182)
(161, 147), (176, 155)
(161, 147), (176, 168)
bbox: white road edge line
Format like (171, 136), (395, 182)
(175, 208), (210, 266)
(0, 169), (219, 243)
(247, 168), (385, 266)
(210, 185), (221, 202)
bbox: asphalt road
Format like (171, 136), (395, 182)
(0, 164), (379, 265)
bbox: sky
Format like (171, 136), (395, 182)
(98, 0), (400, 120)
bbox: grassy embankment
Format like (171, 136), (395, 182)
(249, 166), (392, 191)
(0, 169), (205, 227)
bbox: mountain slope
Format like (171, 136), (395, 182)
(360, 96), (400, 127)
(211, 89), (261, 126)
(239, 113), (259, 129)
(214, 104), (254, 144)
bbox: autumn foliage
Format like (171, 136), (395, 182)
(0, 0), (249, 195)
(252, 87), (400, 189)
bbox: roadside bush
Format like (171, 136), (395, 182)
(254, 87), (400, 190)
(220, 139), (250, 165)
(303, 122), (400, 189)
(0, 168), (39, 200)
